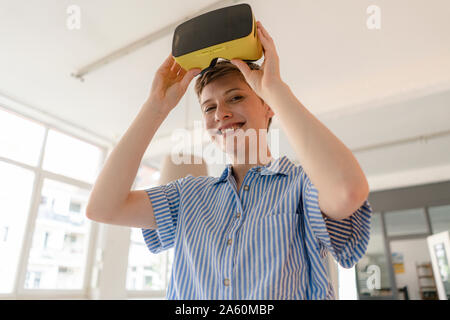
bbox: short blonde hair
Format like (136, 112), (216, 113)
(194, 60), (272, 129)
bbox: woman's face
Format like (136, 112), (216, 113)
(199, 74), (274, 157)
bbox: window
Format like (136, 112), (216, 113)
(24, 271), (42, 289)
(43, 232), (50, 249)
(126, 228), (166, 291)
(338, 265), (357, 300)
(167, 248), (174, 278)
(385, 208), (429, 236)
(126, 164), (170, 293)
(69, 202), (82, 214)
(25, 179), (91, 290)
(429, 204), (450, 234)
(0, 161), (35, 293)
(0, 108), (45, 166)
(1, 226), (9, 242)
(356, 212), (393, 298)
(43, 130), (103, 184)
(134, 165), (161, 189)
(0, 105), (105, 297)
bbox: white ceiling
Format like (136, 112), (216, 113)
(1, 0), (450, 176)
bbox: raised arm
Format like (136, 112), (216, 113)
(231, 21), (369, 221)
(86, 54), (201, 229)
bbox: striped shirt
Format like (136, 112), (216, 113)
(142, 155), (372, 299)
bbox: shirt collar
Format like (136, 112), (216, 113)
(213, 156), (294, 185)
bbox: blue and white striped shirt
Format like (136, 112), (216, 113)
(142, 156), (372, 299)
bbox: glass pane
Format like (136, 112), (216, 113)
(0, 161), (35, 293)
(25, 179), (91, 290)
(356, 212), (393, 298)
(0, 108), (45, 166)
(338, 265), (357, 299)
(134, 165), (160, 189)
(429, 205), (450, 234)
(167, 248), (174, 284)
(385, 208), (428, 237)
(126, 228), (166, 291)
(433, 242), (450, 299)
(42, 130), (103, 184)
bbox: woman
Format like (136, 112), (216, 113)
(86, 21), (372, 299)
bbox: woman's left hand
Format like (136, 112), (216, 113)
(231, 21), (284, 102)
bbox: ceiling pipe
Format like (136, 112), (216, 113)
(71, 0), (241, 81)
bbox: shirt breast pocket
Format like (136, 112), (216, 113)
(240, 211), (299, 260)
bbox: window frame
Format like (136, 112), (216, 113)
(0, 106), (108, 299)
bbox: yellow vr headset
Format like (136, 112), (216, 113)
(172, 3), (263, 75)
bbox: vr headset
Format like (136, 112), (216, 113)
(172, 3), (262, 75)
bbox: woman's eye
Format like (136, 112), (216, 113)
(204, 96), (242, 112)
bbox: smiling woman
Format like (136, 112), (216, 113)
(86, 16), (373, 300)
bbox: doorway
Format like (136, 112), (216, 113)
(390, 237), (436, 300)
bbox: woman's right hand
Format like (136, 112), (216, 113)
(148, 53), (201, 113)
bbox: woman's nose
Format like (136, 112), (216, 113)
(215, 104), (232, 122)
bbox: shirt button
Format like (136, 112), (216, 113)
(224, 279), (230, 286)
(227, 239), (232, 246)
(243, 185), (249, 191)
(236, 212), (241, 218)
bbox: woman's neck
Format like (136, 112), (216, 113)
(230, 149), (273, 191)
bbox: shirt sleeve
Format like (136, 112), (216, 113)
(141, 178), (183, 254)
(300, 169), (372, 268)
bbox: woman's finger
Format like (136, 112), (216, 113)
(170, 61), (180, 72)
(159, 53), (175, 72)
(163, 53), (173, 65)
(174, 67), (186, 82)
(257, 21), (272, 41)
(258, 28), (275, 60)
(258, 23), (279, 62)
(180, 68), (201, 90)
(169, 61), (182, 79)
(257, 24), (275, 49)
(231, 59), (253, 79)
(257, 28), (269, 50)
(178, 67), (187, 78)
(256, 21), (265, 38)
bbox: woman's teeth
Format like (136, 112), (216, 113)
(220, 123), (244, 135)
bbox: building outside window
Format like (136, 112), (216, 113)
(25, 179), (92, 290)
(126, 164), (173, 295)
